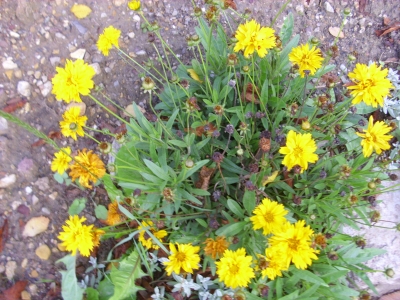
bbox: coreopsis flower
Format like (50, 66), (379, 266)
(105, 201), (124, 225)
(233, 20), (276, 58)
(91, 227), (105, 247)
(348, 63), (394, 107)
(268, 220), (319, 270)
(58, 215), (94, 257)
(69, 149), (106, 189)
(51, 147), (72, 174)
(60, 106), (87, 140)
(289, 43), (323, 77)
(97, 25), (121, 56)
(163, 243), (201, 275)
(203, 236), (229, 259)
(52, 59), (95, 103)
(250, 198), (288, 235)
(138, 221), (168, 250)
(259, 248), (288, 280)
(279, 130), (318, 172)
(356, 116), (393, 157)
(216, 248), (255, 288)
(128, 0), (140, 10)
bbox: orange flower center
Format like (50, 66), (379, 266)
(263, 212), (274, 223)
(176, 252), (186, 262)
(293, 146), (304, 157)
(287, 238), (300, 251)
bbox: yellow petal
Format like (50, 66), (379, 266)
(71, 4), (92, 19)
(262, 171), (279, 186)
(188, 69), (203, 83)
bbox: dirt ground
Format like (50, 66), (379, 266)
(0, 0), (399, 298)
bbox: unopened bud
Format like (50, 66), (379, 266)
(310, 37), (319, 46)
(368, 181), (376, 190)
(385, 268), (395, 278)
(344, 7), (351, 16)
(237, 148), (244, 156)
(194, 7), (202, 17)
(301, 120), (311, 130)
(185, 158), (194, 168)
(348, 54), (357, 62)
(242, 65), (250, 73)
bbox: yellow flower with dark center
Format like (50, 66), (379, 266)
(356, 116), (393, 157)
(97, 26), (121, 56)
(216, 248), (255, 289)
(105, 201), (124, 226)
(268, 220), (319, 270)
(233, 20), (276, 58)
(91, 227), (105, 247)
(52, 59), (95, 103)
(58, 215), (94, 257)
(163, 243), (200, 275)
(60, 106), (87, 140)
(138, 221), (168, 250)
(51, 147), (72, 174)
(204, 236), (229, 259)
(259, 248), (288, 280)
(128, 0), (141, 11)
(69, 149), (106, 189)
(250, 198), (288, 235)
(348, 63), (393, 107)
(279, 130), (318, 172)
(289, 44), (323, 77)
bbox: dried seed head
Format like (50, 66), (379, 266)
(99, 142), (112, 154)
(314, 233), (327, 249)
(133, 189), (141, 197)
(242, 65), (250, 73)
(355, 236), (366, 249)
(227, 53), (238, 66)
(389, 173), (398, 181)
(385, 268), (395, 278)
(245, 180), (256, 191)
(248, 163), (259, 174)
(328, 251), (338, 260)
(116, 133), (126, 144)
(212, 152), (224, 163)
(349, 194), (358, 205)
(225, 124), (234, 134)
(162, 187), (174, 202)
(259, 137), (271, 153)
(142, 77), (156, 92)
(193, 7), (202, 17)
(209, 217), (219, 229)
(180, 79), (190, 89)
(212, 190), (221, 201)
(185, 158), (195, 168)
(214, 104), (224, 115)
(293, 195), (302, 205)
(370, 210), (381, 222)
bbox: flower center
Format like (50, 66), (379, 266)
(230, 263), (239, 274)
(69, 122), (77, 130)
(293, 146), (303, 157)
(176, 252), (186, 262)
(287, 238), (299, 251)
(263, 212), (274, 223)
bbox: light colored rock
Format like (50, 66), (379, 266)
(17, 81), (31, 97)
(0, 117), (8, 135)
(41, 207), (50, 215)
(123, 104), (146, 118)
(30, 270), (39, 278)
(295, 5), (304, 13)
(324, 1), (334, 13)
(90, 62), (101, 75)
(0, 174), (16, 188)
(128, 32), (135, 39)
(136, 50), (146, 56)
(55, 32), (66, 40)
(329, 26), (345, 38)
(49, 56), (60, 66)
(31, 195), (39, 206)
(34, 177), (49, 191)
(2, 59), (18, 70)
(66, 101), (86, 116)
(5, 261), (17, 280)
(70, 48), (86, 60)
(14, 69), (23, 78)
(40, 81), (52, 97)
(21, 258), (28, 269)
(21, 291), (31, 300)
(22, 216), (50, 237)
(9, 31), (20, 38)
(35, 244), (51, 260)
(113, 0), (126, 6)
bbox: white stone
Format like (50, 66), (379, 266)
(136, 50), (146, 56)
(70, 48), (86, 60)
(49, 56), (60, 66)
(31, 195), (39, 206)
(128, 32), (135, 39)
(100, 13), (107, 18)
(89, 63), (101, 75)
(133, 15), (141, 22)
(0, 117), (8, 135)
(324, 1), (334, 13)
(9, 31), (20, 38)
(0, 174), (16, 188)
(295, 5), (304, 13)
(2, 59), (18, 70)
(25, 186), (33, 195)
(40, 81), (52, 97)
(55, 32), (66, 40)
(5, 261), (17, 280)
(17, 81), (31, 97)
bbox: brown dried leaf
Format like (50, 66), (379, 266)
(383, 17), (391, 26)
(195, 166), (215, 190)
(0, 219), (9, 253)
(358, 0), (367, 13)
(378, 22), (400, 37)
(242, 83), (260, 104)
(31, 131), (62, 147)
(1, 99), (27, 113)
(1, 280), (28, 300)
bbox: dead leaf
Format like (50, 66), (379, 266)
(378, 22), (400, 37)
(70, 4), (92, 19)
(1, 99), (27, 113)
(328, 27), (344, 38)
(0, 219), (9, 253)
(22, 216), (50, 237)
(383, 17), (391, 26)
(31, 131), (62, 147)
(358, 0), (367, 13)
(195, 166), (215, 190)
(241, 83), (260, 104)
(0, 281), (28, 300)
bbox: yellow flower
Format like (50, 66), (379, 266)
(259, 248), (288, 280)
(289, 44), (323, 77)
(128, 0), (141, 10)
(216, 248), (255, 289)
(233, 20), (276, 58)
(97, 26), (121, 56)
(60, 106), (87, 140)
(279, 130), (318, 172)
(58, 215), (94, 257)
(250, 198), (288, 235)
(52, 59), (95, 103)
(268, 220), (319, 270)
(204, 236), (230, 259)
(356, 116), (393, 157)
(92, 227), (105, 247)
(51, 147), (72, 174)
(348, 63), (394, 108)
(138, 221), (168, 250)
(105, 201), (124, 226)
(69, 149), (106, 189)
(163, 243), (200, 275)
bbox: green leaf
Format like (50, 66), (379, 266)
(110, 250), (147, 300)
(86, 287), (99, 300)
(243, 190), (256, 214)
(143, 159), (170, 181)
(103, 174), (124, 201)
(227, 199), (244, 218)
(68, 198), (87, 216)
(168, 139), (187, 147)
(57, 255), (84, 300)
(293, 269), (329, 287)
(195, 218), (208, 228)
(95, 205), (108, 220)
(54, 172), (64, 184)
(280, 12), (294, 45)
(215, 221), (246, 237)
(98, 278), (114, 300)
(166, 109), (179, 130)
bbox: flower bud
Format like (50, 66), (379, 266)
(237, 148), (244, 156)
(116, 133), (126, 144)
(169, 74), (179, 83)
(98, 142), (112, 154)
(328, 251), (338, 260)
(193, 7), (202, 17)
(344, 7), (351, 16)
(234, 290), (246, 300)
(142, 77), (156, 92)
(227, 53), (238, 66)
(107, 163), (116, 173)
(301, 120), (311, 130)
(385, 268), (395, 278)
(348, 54), (357, 62)
(185, 158), (194, 168)
(242, 65), (250, 73)
(367, 181), (376, 190)
(310, 37), (320, 46)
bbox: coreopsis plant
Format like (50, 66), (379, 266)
(1, 0), (400, 299)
